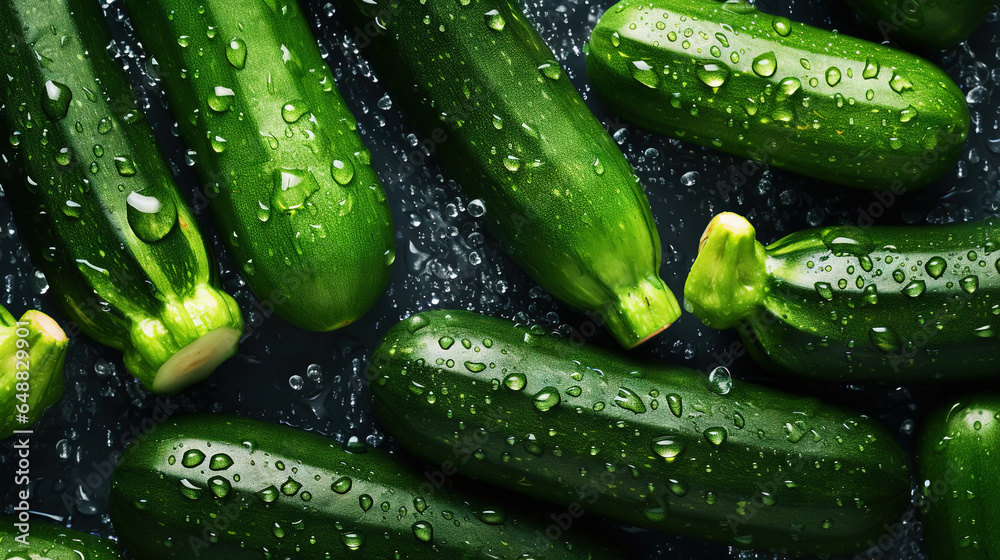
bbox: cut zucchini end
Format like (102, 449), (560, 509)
(150, 326), (241, 394)
(21, 309), (69, 344)
(684, 212), (765, 330)
(606, 275), (682, 349)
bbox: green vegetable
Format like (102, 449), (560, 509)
(109, 413), (624, 560)
(123, 0), (395, 332)
(846, 0), (992, 50)
(0, 515), (121, 559)
(369, 309), (912, 555)
(918, 395), (1000, 559)
(585, 0), (969, 190)
(685, 212), (1000, 382)
(0, 306), (67, 438)
(0, 0), (243, 393)
(345, 0), (680, 348)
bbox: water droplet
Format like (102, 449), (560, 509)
(825, 67), (841, 87)
(537, 62), (562, 80)
(771, 16), (792, 36)
(127, 190), (178, 243)
(751, 52), (777, 77)
(778, 77), (801, 98)
(504, 372), (526, 391)
(179, 478), (205, 500)
(592, 158), (605, 175)
(614, 387), (646, 414)
(256, 200), (271, 222)
(707, 366), (732, 395)
(210, 454), (234, 471)
(652, 437), (684, 461)
(643, 495), (669, 521)
(438, 336), (455, 350)
(281, 100), (308, 123)
(523, 433), (544, 456)
(331, 159), (355, 185)
(863, 57), (879, 79)
(114, 156), (137, 176)
(503, 155), (521, 172)
(177, 35), (190, 47)
(961, 275), (979, 294)
(815, 282), (834, 300)
(359, 494), (373, 512)
(715, 32), (730, 47)
(281, 477), (302, 496)
(225, 37), (248, 69)
(697, 63), (729, 89)
(822, 518), (834, 529)
(611, 31), (621, 47)
(869, 326), (902, 353)
(566, 385), (582, 397)
(41, 81), (72, 121)
(899, 105), (918, 122)
(256, 485), (279, 503)
(533, 386), (560, 411)
(468, 199), (486, 217)
(208, 476), (231, 498)
(703, 427), (727, 445)
(412, 520), (433, 542)
(208, 86), (235, 112)
(630, 60), (660, 88)
(889, 72), (913, 93)
(474, 508), (505, 525)
(272, 169), (320, 213)
(182, 449), (206, 468)
(667, 393), (682, 417)
(210, 135), (227, 152)
(925, 256), (947, 278)
(733, 411), (746, 429)
(464, 361), (487, 373)
(341, 532), (364, 550)
(484, 9), (505, 30)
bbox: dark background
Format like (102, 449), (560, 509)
(1, 0), (998, 558)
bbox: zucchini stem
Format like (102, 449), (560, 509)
(605, 275), (681, 349)
(684, 212), (766, 329)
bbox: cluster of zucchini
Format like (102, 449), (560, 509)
(0, 0), (996, 558)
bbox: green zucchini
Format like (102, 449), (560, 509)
(109, 413), (624, 560)
(917, 395), (1000, 559)
(0, 0), (243, 393)
(0, 515), (120, 559)
(684, 212), (1000, 382)
(369, 310), (912, 555)
(846, 0), (992, 50)
(345, 0), (680, 348)
(0, 306), (67, 438)
(122, 0), (395, 332)
(585, 0), (969, 190)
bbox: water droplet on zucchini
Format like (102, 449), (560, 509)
(41, 80), (72, 121)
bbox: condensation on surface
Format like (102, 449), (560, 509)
(1, 0), (998, 558)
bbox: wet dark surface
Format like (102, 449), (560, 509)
(1, 0), (998, 558)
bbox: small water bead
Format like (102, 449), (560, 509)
(503, 372), (526, 391)
(208, 476), (231, 498)
(630, 60), (660, 88)
(697, 63), (729, 89)
(751, 51), (777, 77)
(869, 327), (902, 353)
(474, 508), (505, 525)
(281, 100), (308, 123)
(667, 393), (682, 417)
(182, 449), (206, 468)
(359, 494), (373, 512)
(707, 366), (732, 395)
(210, 454), (234, 471)
(961, 275), (979, 294)
(863, 57), (880, 79)
(41, 80), (72, 121)
(114, 156), (137, 177)
(537, 62), (562, 81)
(614, 387), (646, 413)
(825, 67), (842, 87)
(331, 159), (355, 185)
(281, 477), (302, 496)
(652, 437), (684, 461)
(258, 485), (279, 503)
(484, 9), (505, 30)
(179, 478), (205, 500)
(925, 257), (947, 278)
(815, 282), (834, 300)
(703, 427), (727, 445)
(771, 16), (792, 36)
(226, 37), (248, 68)
(341, 532), (364, 551)
(412, 521), (434, 542)
(439, 336), (455, 349)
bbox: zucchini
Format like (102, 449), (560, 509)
(585, 0), (969, 190)
(0, 515), (120, 559)
(684, 212), (1000, 382)
(122, 0), (395, 332)
(109, 413), (624, 560)
(846, 0), (992, 50)
(917, 395), (1000, 559)
(369, 309), (912, 555)
(0, 0), (243, 393)
(344, 0), (680, 348)
(0, 306), (67, 439)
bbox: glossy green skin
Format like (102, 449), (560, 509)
(0, 515), (120, 559)
(586, 0), (970, 190)
(0, 306), (67, 439)
(0, 0), (243, 389)
(109, 414), (624, 560)
(918, 396), (1000, 559)
(345, 0), (680, 348)
(123, 0), (395, 331)
(370, 310), (912, 555)
(846, 0), (992, 50)
(690, 214), (1000, 382)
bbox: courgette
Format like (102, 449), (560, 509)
(0, 306), (67, 439)
(0, 515), (120, 559)
(846, 0), (992, 50)
(344, 0), (680, 348)
(684, 212), (1000, 382)
(109, 413), (624, 560)
(0, 0), (243, 393)
(369, 309), (912, 555)
(917, 395), (1000, 559)
(585, 0), (969, 190)
(122, 0), (395, 332)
